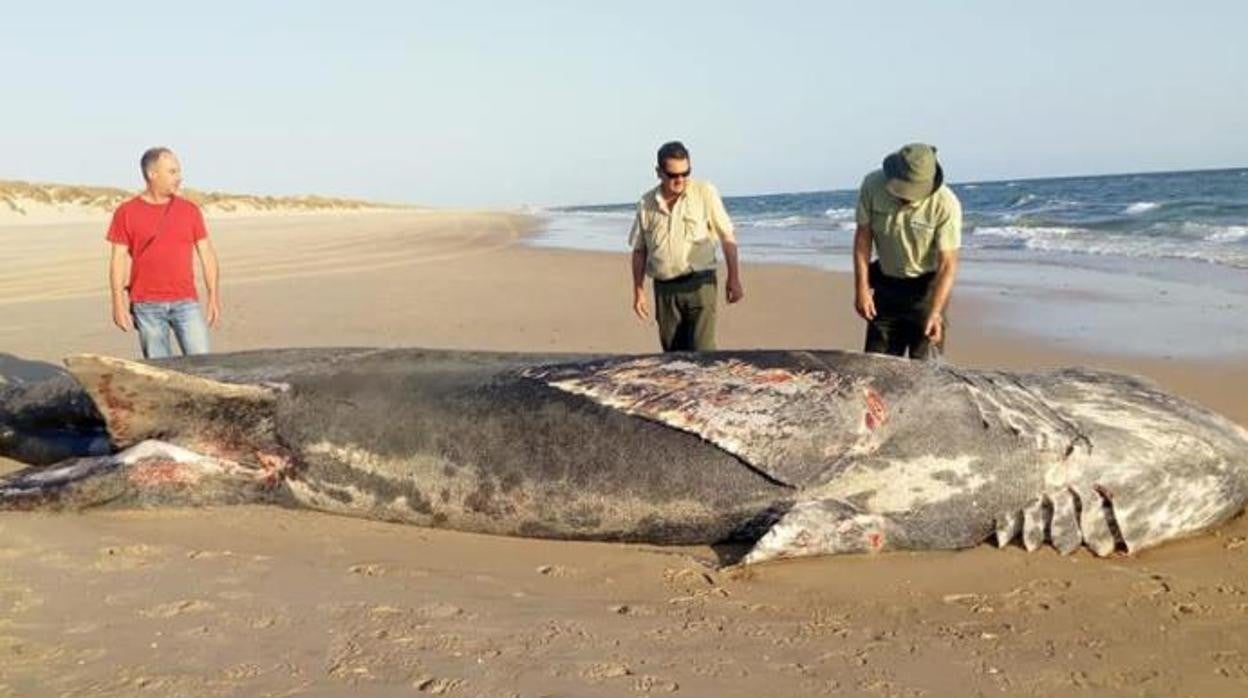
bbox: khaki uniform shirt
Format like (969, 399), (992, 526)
(855, 170), (962, 278)
(629, 179), (736, 281)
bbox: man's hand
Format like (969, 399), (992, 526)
(111, 301), (132, 332)
(632, 288), (649, 320)
(205, 295), (221, 328)
(854, 288), (877, 321)
(726, 277), (744, 304)
(924, 312), (944, 344)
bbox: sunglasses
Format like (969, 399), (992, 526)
(661, 168), (691, 180)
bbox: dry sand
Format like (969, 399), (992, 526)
(2, 210), (1247, 696)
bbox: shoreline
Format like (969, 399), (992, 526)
(3, 209), (1244, 424)
(529, 204), (1248, 360)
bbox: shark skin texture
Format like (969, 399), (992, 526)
(3, 348), (1247, 565)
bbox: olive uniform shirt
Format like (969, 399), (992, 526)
(628, 179), (736, 281)
(855, 170), (962, 278)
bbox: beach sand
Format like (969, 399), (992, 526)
(2, 210), (1247, 696)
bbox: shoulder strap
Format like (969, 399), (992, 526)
(133, 196), (176, 262)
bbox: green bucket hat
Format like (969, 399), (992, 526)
(882, 143), (944, 201)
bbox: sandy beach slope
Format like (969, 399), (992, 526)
(2, 210), (1247, 696)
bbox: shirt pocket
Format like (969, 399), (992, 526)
(907, 218), (937, 248)
(682, 213), (710, 242)
(642, 212), (669, 248)
(869, 206), (894, 240)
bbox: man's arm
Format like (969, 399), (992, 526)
(852, 224), (876, 320)
(706, 184), (744, 304)
(722, 238), (744, 304)
(109, 244), (132, 331)
(195, 238), (221, 327)
(632, 246), (649, 320)
(923, 249), (959, 343)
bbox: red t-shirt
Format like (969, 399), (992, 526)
(106, 196), (208, 302)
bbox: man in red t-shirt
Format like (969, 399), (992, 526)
(107, 147), (221, 358)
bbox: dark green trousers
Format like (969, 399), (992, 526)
(864, 262), (945, 360)
(654, 270), (717, 352)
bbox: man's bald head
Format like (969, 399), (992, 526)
(140, 147), (182, 196)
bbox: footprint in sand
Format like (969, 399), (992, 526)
(0, 585), (44, 614)
(413, 676), (464, 694)
(348, 562), (389, 577)
(414, 602), (465, 620)
(1212, 651), (1248, 680)
(249, 615), (281, 630)
(632, 674), (680, 693)
(140, 599), (215, 619)
(535, 564), (580, 578)
(177, 624), (225, 640)
(582, 661), (633, 681)
(94, 544), (167, 572)
(185, 549), (235, 561)
(62, 622), (101, 636)
(215, 590), (254, 602)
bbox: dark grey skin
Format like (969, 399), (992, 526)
(0, 366), (108, 465)
(1, 349), (794, 544)
(3, 348), (1247, 564)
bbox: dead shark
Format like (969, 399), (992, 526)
(2, 348), (1246, 564)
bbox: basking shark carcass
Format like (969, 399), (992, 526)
(2, 348), (1247, 564)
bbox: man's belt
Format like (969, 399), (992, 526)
(868, 261), (934, 293)
(655, 269), (716, 287)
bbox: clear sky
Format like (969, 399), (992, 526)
(2, 1), (1245, 206)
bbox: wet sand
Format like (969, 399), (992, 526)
(2, 210), (1247, 696)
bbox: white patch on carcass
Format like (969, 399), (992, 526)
(1114, 472), (1236, 551)
(537, 357), (879, 485)
(299, 441), (419, 511)
(117, 440), (218, 467)
(742, 499), (897, 564)
(1061, 384), (1221, 460)
(285, 477), (378, 512)
(547, 358), (864, 457)
(810, 454), (986, 513)
(306, 441), (453, 484)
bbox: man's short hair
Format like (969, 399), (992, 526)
(657, 141), (689, 166)
(140, 147), (173, 181)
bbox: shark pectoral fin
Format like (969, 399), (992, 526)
(741, 498), (901, 565)
(64, 354), (285, 459)
(1, 440), (289, 511)
(1, 453), (122, 510)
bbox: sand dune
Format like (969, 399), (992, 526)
(0, 178), (415, 226)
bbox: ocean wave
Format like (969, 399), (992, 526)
(1176, 221), (1248, 242)
(750, 215), (809, 229)
(743, 218), (857, 233)
(549, 209), (634, 221)
(823, 207), (855, 221)
(1008, 193), (1037, 208)
(969, 225), (1248, 268)
(972, 226), (1076, 242)
(1205, 225), (1248, 243)
(1124, 201), (1160, 215)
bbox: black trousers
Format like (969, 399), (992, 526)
(864, 262), (944, 360)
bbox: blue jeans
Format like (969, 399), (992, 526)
(131, 300), (211, 359)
